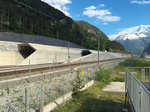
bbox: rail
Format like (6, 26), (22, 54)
(125, 67), (150, 112)
(0, 58), (127, 76)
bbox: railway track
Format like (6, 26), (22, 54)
(0, 58), (126, 77)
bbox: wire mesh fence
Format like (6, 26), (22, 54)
(1, 62), (98, 112)
(0, 56), (127, 112)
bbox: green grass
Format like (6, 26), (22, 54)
(52, 58), (150, 112)
(52, 81), (125, 112)
(112, 77), (125, 82)
(119, 58), (150, 81)
(52, 68), (125, 112)
(119, 58), (150, 67)
(111, 66), (125, 82)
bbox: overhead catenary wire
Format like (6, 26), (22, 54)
(13, 0), (60, 38)
(13, 0), (56, 21)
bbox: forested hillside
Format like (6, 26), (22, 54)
(76, 21), (126, 52)
(0, 0), (126, 53)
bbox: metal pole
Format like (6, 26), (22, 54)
(149, 68), (150, 82)
(125, 68), (127, 108)
(98, 37), (100, 64)
(25, 88), (29, 112)
(68, 41), (70, 63)
(141, 69), (145, 82)
(63, 76), (65, 103)
(68, 41), (72, 71)
(28, 59), (31, 83)
(40, 83), (44, 112)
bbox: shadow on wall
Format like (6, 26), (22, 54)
(18, 43), (36, 58)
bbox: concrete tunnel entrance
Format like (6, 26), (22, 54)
(18, 44), (36, 58)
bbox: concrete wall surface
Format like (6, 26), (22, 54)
(19, 43), (82, 65)
(20, 50), (82, 65)
(0, 40), (131, 66)
(0, 59), (124, 111)
(0, 51), (24, 66)
(43, 80), (94, 112)
(0, 40), (22, 52)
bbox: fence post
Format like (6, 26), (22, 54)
(149, 68), (150, 82)
(141, 69), (145, 82)
(139, 87), (142, 112)
(25, 87), (29, 112)
(28, 59), (31, 83)
(63, 76), (65, 103)
(40, 83), (44, 112)
(125, 68), (128, 108)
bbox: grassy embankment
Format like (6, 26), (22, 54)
(52, 58), (150, 112)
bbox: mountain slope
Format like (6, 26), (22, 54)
(0, 0), (126, 53)
(0, 0), (107, 48)
(0, 0), (84, 45)
(112, 25), (150, 54)
(76, 21), (126, 52)
(143, 43), (150, 55)
(76, 21), (108, 39)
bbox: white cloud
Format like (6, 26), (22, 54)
(98, 16), (121, 22)
(102, 22), (108, 25)
(41, 0), (72, 16)
(83, 5), (120, 22)
(85, 6), (96, 10)
(83, 9), (111, 18)
(131, 0), (150, 5)
(99, 4), (105, 7)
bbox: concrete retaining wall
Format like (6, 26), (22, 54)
(20, 50), (82, 65)
(43, 80), (94, 112)
(0, 51), (24, 66)
(0, 59), (125, 111)
(19, 43), (83, 65)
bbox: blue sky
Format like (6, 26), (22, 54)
(42, 0), (150, 40)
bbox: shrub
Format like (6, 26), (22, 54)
(72, 71), (84, 97)
(112, 77), (125, 82)
(119, 58), (150, 67)
(96, 68), (112, 84)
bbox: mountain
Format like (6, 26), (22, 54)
(76, 21), (126, 52)
(142, 43), (150, 55)
(0, 0), (126, 52)
(0, 0), (84, 45)
(76, 21), (108, 39)
(111, 25), (150, 54)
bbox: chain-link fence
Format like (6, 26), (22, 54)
(1, 62), (98, 112)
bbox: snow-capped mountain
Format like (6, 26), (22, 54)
(109, 25), (150, 54)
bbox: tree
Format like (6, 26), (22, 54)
(72, 71), (84, 97)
